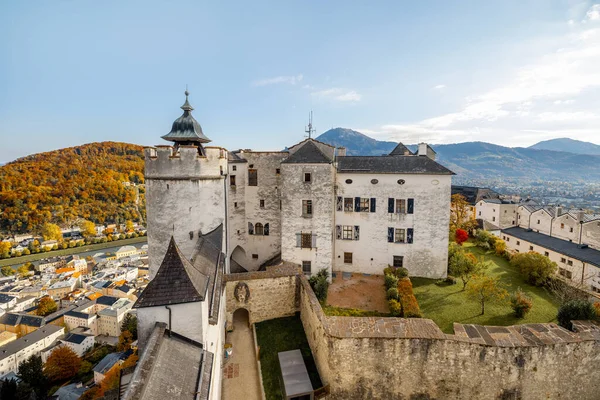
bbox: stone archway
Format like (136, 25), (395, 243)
(230, 245), (248, 272)
(232, 307), (250, 330)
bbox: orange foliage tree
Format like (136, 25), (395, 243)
(44, 346), (82, 382)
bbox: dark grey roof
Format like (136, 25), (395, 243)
(63, 333), (90, 345)
(451, 186), (500, 205)
(337, 155), (455, 175)
(20, 315), (44, 327)
(502, 227), (600, 267)
(65, 310), (92, 319)
(228, 151), (248, 163)
(161, 91), (211, 144)
(93, 352), (125, 374)
(0, 325), (63, 362)
(134, 237), (208, 308)
(282, 140), (333, 164)
(0, 313), (21, 326)
(96, 296), (120, 306)
(53, 382), (87, 400)
(389, 143), (413, 156)
(0, 294), (15, 303)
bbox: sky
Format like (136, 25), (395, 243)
(2, 1), (600, 162)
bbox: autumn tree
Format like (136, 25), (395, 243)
(1, 265), (15, 276)
(450, 194), (478, 233)
(121, 313), (138, 340)
(17, 264), (30, 277)
(79, 220), (96, 238)
(466, 275), (508, 315)
(510, 252), (557, 286)
(44, 346), (82, 382)
(455, 229), (469, 245)
(36, 296), (57, 316)
(0, 241), (11, 258)
(126, 220), (135, 232)
(118, 330), (133, 351)
(448, 245), (488, 290)
(41, 223), (62, 241)
(18, 354), (48, 398)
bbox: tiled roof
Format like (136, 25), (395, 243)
(134, 237), (208, 308)
(228, 151), (248, 163)
(389, 143), (414, 156)
(502, 226), (600, 267)
(282, 140), (333, 164)
(337, 155), (455, 175)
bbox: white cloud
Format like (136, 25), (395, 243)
(433, 84), (446, 90)
(537, 111), (599, 122)
(252, 74), (303, 87)
(312, 88), (362, 102)
(553, 99), (575, 105)
(586, 4), (600, 21)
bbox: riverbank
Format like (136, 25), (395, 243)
(0, 236), (148, 268)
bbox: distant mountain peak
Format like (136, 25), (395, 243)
(529, 138), (600, 155)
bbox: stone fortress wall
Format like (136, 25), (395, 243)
(225, 267), (600, 400)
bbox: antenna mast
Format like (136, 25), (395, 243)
(305, 111), (315, 139)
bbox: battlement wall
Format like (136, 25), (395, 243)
(145, 145), (227, 179)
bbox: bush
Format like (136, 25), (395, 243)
(384, 266), (409, 279)
(308, 268), (329, 304)
(495, 239), (507, 256)
(510, 252), (557, 287)
(510, 288), (533, 318)
(384, 274), (399, 291)
(474, 230), (497, 249)
(557, 300), (597, 331)
(455, 229), (469, 245)
(386, 287), (399, 301)
(388, 299), (402, 317)
(594, 302), (600, 318)
(397, 278), (422, 318)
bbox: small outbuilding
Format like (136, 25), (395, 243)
(278, 349), (314, 400)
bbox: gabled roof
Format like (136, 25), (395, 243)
(337, 155), (455, 175)
(96, 296), (120, 306)
(389, 143), (413, 156)
(134, 237), (208, 308)
(63, 332), (91, 345)
(282, 140), (333, 164)
(93, 352), (125, 374)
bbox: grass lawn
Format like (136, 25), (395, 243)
(0, 236), (147, 268)
(412, 243), (560, 333)
(323, 304), (389, 317)
(255, 315), (322, 400)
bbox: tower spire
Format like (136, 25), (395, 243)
(305, 111), (315, 139)
(181, 86), (194, 112)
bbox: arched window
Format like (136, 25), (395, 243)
(255, 223), (264, 236)
(248, 222), (254, 235)
(264, 223), (270, 236)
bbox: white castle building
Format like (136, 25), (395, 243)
(125, 92), (454, 400)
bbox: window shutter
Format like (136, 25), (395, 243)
(354, 226), (360, 240)
(336, 196), (343, 212)
(388, 198), (394, 213)
(355, 197), (360, 212)
(336, 225), (342, 240)
(387, 227), (394, 243)
(407, 198), (414, 214)
(370, 198), (376, 212)
(312, 234), (317, 248)
(296, 233), (301, 247)
(407, 228), (414, 244)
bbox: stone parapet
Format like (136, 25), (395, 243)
(145, 145), (226, 179)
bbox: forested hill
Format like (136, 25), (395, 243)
(0, 142), (145, 234)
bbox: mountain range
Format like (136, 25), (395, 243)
(316, 128), (600, 182)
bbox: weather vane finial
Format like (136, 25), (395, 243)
(305, 111), (315, 139)
(185, 84), (189, 97)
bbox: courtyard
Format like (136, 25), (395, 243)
(323, 243), (561, 333)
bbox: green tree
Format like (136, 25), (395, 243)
(79, 220), (96, 238)
(308, 269), (330, 303)
(44, 346), (82, 382)
(36, 296), (58, 316)
(557, 299), (597, 331)
(510, 288), (533, 318)
(41, 223), (62, 241)
(117, 330), (133, 351)
(466, 275), (508, 315)
(510, 252), (557, 286)
(18, 354), (48, 398)
(448, 247), (487, 290)
(1, 265), (15, 276)
(121, 313), (138, 340)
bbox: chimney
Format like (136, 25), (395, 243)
(556, 206), (563, 217)
(337, 147), (346, 157)
(577, 209), (585, 223)
(417, 143), (436, 160)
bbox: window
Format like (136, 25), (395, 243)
(304, 172), (312, 183)
(342, 226), (353, 240)
(570, 227), (574, 233)
(537, 220), (540, 224)
(371, 179), (379, 184)
(302, 200), (313, 216)
(395, 229), (405, 243)
(559, 268), (572, 279)
(544, 251), (549, 257)
(232, 166), (237, 171)
(249, 164), (254, 168)
(529, 246), (534, 251)
(230, 175), (236, 186)
(345, 179), (353, 184)
(561, 223), (565, 229)
(567, 260), (573, 266)
(393, 256), (404, 268)
(516, 241), (520, 245)
(344, 198), (353, 212)
(512, 220), (515, 225)
(255, 223), (264, 235)
(248, 169), (258, 186)
(359, 198), (370, 212)
(504, 210), (507, 213)
(396, 199), (406, 214)
(259, 199), (265, 209)
(302, 261), (311, 275)
(344, 252), (353, 264)
(506, 237), (509, 242)
(252, 254), (258, 259)
(492, 217), (496, 222)
(276, 168), (280, 175)
(478, 211), (481, 216)
(560, 257), (566, 263)
(248, 223), (254, 235)
(301, 233), (312, 249)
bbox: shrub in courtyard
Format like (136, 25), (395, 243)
(510, 252), (557, 287)
(397, 278), (422, 318)
(495, 239), (507, 256)
(510, 288), (533, 318)
(557, 300), (597, 331)
(474, 230), (497, 250)
(384, 266), (408, 279)
(388, 299), (402, 317)
(594, 302), (600, 318)
(308, 268), (329, 304)
(384, 274), (399, 291)
(455, 229), (469, 246)
(386, 287), (399, 301)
